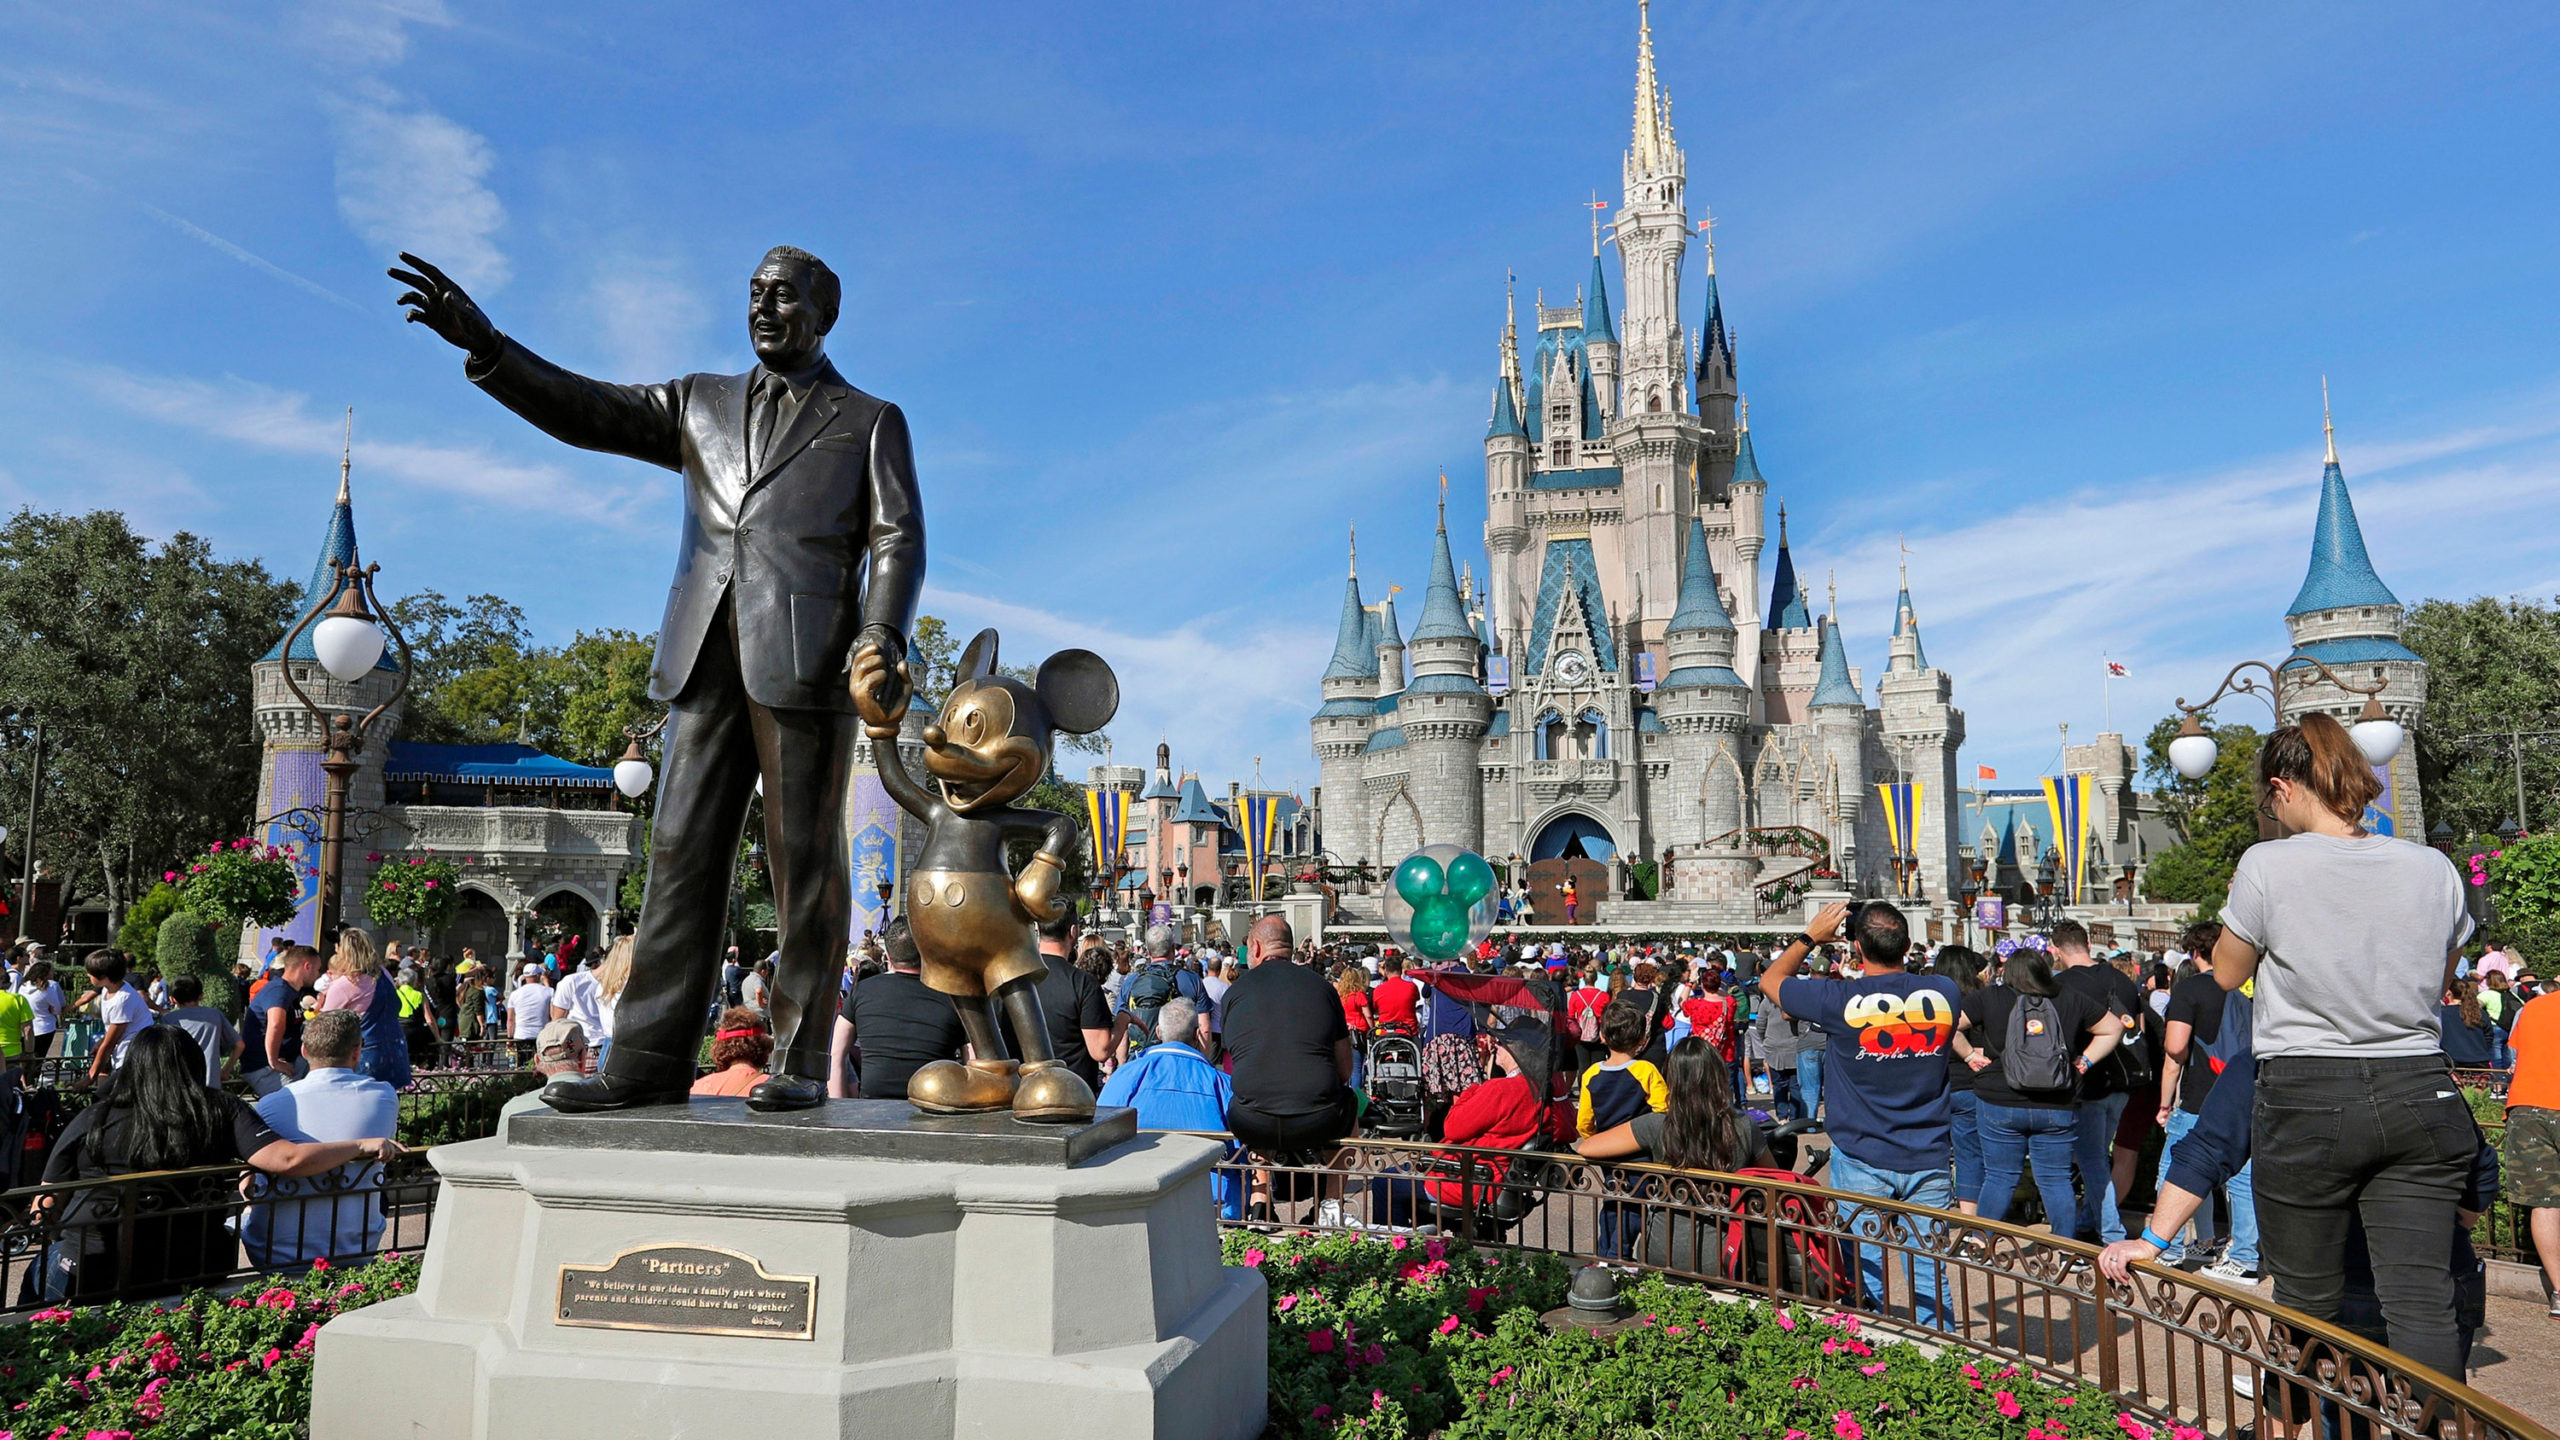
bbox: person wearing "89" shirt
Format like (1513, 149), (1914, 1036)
(1760, 900), (1959, 1329)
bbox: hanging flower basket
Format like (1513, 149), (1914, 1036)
(364, 852), (465, 934)
(175, 838), (306, 931)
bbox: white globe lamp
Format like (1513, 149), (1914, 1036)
(2167, 716), (2219, 782)
(2349, 696), (2404, 767)
(613, 739), (655, 799)
(312, 613), (386, 682)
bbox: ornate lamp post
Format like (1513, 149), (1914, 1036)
(2166, 657), (2403, 781)
(2034, 846), (2060, 927)
(274, 556), (415, 943)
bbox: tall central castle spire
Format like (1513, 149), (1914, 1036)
(1617, 0), (1688, 417)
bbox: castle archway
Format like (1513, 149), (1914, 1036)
(1528, 810), (1618, 863)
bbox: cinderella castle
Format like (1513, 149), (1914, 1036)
(1310, 6), (1967, 921)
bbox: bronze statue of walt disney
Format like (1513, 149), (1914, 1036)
(851, 628), (1117, 1123)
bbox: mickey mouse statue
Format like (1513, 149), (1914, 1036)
(851, 628), (1118, 1123)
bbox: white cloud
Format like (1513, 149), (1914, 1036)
(918, 583), (1333, 794)
(76, 364), (654, 529)
(584, 254), (713, 380)
(331, 98), (508, 290)
(1817, 388), (2560, 776)
(293, 0), (453, 69)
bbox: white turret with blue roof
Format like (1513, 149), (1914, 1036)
(1311, 531), (1381, 867)
(2275, 388), (2430, 836)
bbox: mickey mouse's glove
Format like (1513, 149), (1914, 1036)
(1014, 851), (1067, 922)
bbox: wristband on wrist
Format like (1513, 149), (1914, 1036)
(2138, 1227), (2172, 1251)
(1794, 933), (1819, 952)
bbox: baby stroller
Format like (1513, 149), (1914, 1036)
(1363, 1031), (1428, 1140)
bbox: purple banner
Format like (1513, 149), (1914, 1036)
(254, 748), (327, 954)
(846, 769), (901, 943)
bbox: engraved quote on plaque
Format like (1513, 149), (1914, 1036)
(556, 1244), (817, 1340)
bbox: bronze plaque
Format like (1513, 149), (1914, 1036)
(555, 1244), (817, 1340)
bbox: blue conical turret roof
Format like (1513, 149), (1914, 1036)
(1488, 378), (1525, 439)
(1766, 512), (1811, 629)
(1585, 251), (1616, 343)
(1172, 777), (1224, 825)
(1667, 517), (1733, 633)
(1730, 423), (1766, 486)
(1374, 596), (1403, 650)
(1809, 618), (1862, 708)
(1321, 571), (1378, 681)
(264, 473), (399, 669)
(1892, 583), (1928, 670)
(1411, 521), (1476, 642)
(2286, 456), (2400, 617)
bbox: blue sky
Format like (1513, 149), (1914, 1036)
(6, 1), (2559, 796)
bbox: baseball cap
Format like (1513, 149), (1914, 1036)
(534, 1018), (587, 1059)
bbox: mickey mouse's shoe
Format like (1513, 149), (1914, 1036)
(907, 1059), (1019, 1114)
(1012, 1059), (1096, 1125)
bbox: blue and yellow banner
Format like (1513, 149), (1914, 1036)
(2041, 773), (2096, 906)
(1874, 781), (1921, 894)
(1085, 786), (1129, 888)
(1240, 793), (1282, 900)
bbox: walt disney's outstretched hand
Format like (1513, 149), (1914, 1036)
(388, 253), (501, 361)
(851, 640), (911, 734)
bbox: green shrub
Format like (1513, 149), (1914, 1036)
(1232, 1230), (2188, 1440)
(0, 1253), (420, 1439)
(154, 910), (236, 1015)
(398, 1071), (543, 1148)
(176, 838), (305, 932)
(115, 881), (187, 959)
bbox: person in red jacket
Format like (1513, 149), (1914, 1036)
(1427, 1024), (1568, 1208)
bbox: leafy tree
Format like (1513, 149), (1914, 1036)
(0, 510), (296, 937)
(2404, 595), (2560, 836)
(386, 589), (656, 772)
(2139, 713), (2263, 915)
(2489, 835), (2560, 968)
(114, 880), (185, 957)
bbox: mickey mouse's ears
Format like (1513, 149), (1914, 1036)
(1036, 649), (1118, 736)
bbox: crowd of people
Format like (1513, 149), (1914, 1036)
(6, 713), (2554, 1393)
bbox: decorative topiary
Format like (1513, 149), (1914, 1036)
(154, 909), (235, 1016)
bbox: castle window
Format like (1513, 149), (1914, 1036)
(1648, 393), (1664, 412)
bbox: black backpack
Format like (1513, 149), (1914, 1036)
(1122, 963), (1180, 1054)
(2002, 991), (2075, 1093)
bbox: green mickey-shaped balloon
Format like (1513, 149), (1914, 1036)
(1409, 895), (1471, 960)
(1392, 852), (1446, 908)
(1444, 850), (1496, 907)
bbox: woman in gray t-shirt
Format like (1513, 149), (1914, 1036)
(2212, 713), (2474, 1383)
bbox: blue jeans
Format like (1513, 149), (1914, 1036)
(1797, 1050), (1824, 1122)
(1828, 1149), (1954, 1330)
(1976, 1100), (2079, 1230)
(2072, 1092), (2129, 1242)
(1948, 1089), (1983, 1207)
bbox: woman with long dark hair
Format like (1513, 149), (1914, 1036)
(2438, 978), (2503, 1069)
(1953, 942), (2120, 1229)
(2215, 713), (2474, 1377)
(37, 1026), (405, 1298)
(1573, 1036), (1774, 1172)
(1934, 946), (1988, 1215)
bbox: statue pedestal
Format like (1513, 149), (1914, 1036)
(312, 1101), (1266, 1440)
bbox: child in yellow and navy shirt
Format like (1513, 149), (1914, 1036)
(1578, 998), (1669, 1136)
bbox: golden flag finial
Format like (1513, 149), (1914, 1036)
(1699, 207), (1716, 273)
(2322, 375), (2338, 465)
(1737, 392), (1750, 432)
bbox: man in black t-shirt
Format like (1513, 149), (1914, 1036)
(835, 920), (969, 1100)
(2052, 921), (2145, 1243)
(1220, 914), (1356, 1155)
(994, 911), (1112, 1091)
